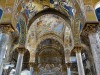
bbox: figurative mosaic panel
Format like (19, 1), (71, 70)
(18, 15), (27, 46)
(20, 0), (75, 20)
(38, 64), (63, 75)
(30, 14), (66, 38)
(70, 0), (85, 25)
(64, 27), (70, 47)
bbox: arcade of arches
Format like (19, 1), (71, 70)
(0, 0), (100, 75)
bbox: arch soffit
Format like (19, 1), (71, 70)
(26, 33), (64, 52)
(28, 8), (71, 30)
(37, 46), (63, 56)
(36, 33), (64, 51)
(71, 0), (85, 25)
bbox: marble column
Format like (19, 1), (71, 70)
(15, 47), (26, 75)
(74, 46), (85, 75)
(0, 24), (13, 75)
(66, 63), (71, 75)
(88, 33), (100, 75)
(0, 62), (3, 75)
(82, 22), (99, 75)
(29, 62), (34, 75)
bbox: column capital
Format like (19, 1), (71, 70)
(15, 46), (27, 54)
(66, 63), (72, 68)
(0, 22), (14, 34)
(82, 21), (99, 36)
(29, 62), (35, 67)
(73, 45), (83, 53)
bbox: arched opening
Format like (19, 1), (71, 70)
(36, 38), (64, 64)
(26, 8), (72, 75)
(35, 38), (65, 75)
(26, 8), (71, 49)
(38, 49), (62, 64)
(70, 46), (97, 75)
(10, 49), (30, 70)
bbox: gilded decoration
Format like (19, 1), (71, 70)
(0, 0), (100, 75)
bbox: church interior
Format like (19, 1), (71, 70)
(0, 0), (100, 75)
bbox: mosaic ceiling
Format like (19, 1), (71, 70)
(0, 0), (99, 28)
(0, 0), (100, 50)
(26, 14), (71, 51)
(30, 14), (69, 38)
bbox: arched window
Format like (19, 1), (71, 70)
(0, 8), (3, 19)
(95, 1), (100, 21)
